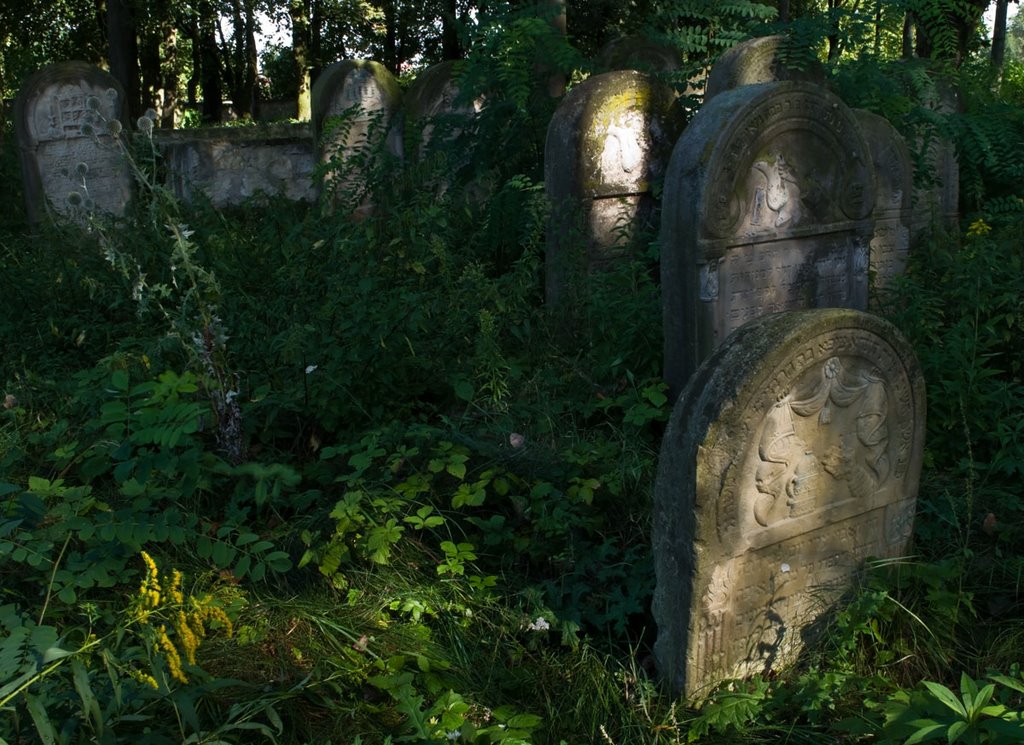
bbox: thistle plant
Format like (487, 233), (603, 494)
(73, 98), (247, 463)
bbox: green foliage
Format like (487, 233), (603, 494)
(876, 671), (1024, 744)
(6, 5), (1024, 741)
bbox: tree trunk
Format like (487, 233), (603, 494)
(778, 0), (790, 24)
(107, 0), (140, 117)
(198, 1), (223, 123)
(442, 0), (461, 60)
(225, 0), (258, 118)
(383, 0), (398, 74)
(290, 0), (311, 121)
(903, 12), (914, 58)
(993, 0), (1009, 67)
(873, 0), (882, 57)
(544, 0), (566, 97)
(244, 2), (258, 117)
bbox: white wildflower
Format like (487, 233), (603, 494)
(527, 616), (550, 632)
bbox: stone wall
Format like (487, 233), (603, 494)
(155, 123), (316, 207)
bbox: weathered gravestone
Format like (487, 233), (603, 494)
(853, 110), (914, 294)
(910, 77), (960, 235)
(597, 34), (683, 74)
(652, 308), (925, 699)
(14, 62), (133, 222)
(703, 36), (826, 102)
(403, 60), (482, 158)
(661, 81), (876, 397)
(311, 60), (402, 213)
(545, 70), (684, 305)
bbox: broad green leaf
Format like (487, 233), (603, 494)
(24, 692), (57, 745)
(903, 721), (946, 745)
(923, 681), (968, 719)
(945, 720), (967, 743)
(72, 658), (103, 737)
(110, 370), (129, 392)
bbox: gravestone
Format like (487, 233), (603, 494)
(911, 78), (960, 235)
(597, 34), (683, 74)
(703, 35), (826, 102)
(14, 62), (133, 222)
(853, 110), (913, 294)
(403, 60), (483, 158)
(660, 81), (876, 397)
(311, 60), (402, 212)
(653, 308), (925, 699)
(545, 70), (684, 305)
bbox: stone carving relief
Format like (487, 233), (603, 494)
(750, 153), (803, 230)
(752, 357), (889, 528)
(660, 81), (877, 397)
(15, 63), (133, 222)
(652, 309), (925, 699)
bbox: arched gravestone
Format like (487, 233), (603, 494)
(311, 60), (402, 210)
(403, 60), (483, 159)
(703, 36), (826, 102)
(853, 110), (914, 294)
(661, 81), (876, 397)
(545, 70), (684, 305)
(597, 34), (683, 74)
(652, 308), (925, 699)
(14, 62), (133, 222)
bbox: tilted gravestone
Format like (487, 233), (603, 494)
(311, 60), (402, 213)
(653, 308), (925, 699)
(703, 36), (826, 102)
(661, 81), (876, 397)
(14, 62), (133, 222)
(545, 70), (684, 305)
(853, 110), (914, 295)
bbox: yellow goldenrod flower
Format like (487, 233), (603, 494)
(139, 551), (162, 610)
(174, 610), (199, 666)
(200, 602), (234, 638)
(169, 569), (184, 605)
(967, 218), (992, 237)
(129, 668), (160, 690)
(157, 624), (187, 684)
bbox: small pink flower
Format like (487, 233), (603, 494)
(3, 394), (17, 409)
(509, 432), (525, 449)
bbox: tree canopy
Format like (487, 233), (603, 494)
(0, 1), (1012, 123)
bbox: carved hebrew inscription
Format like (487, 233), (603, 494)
(335, 68), (386, 117)
(660, 82), (876, 397)
(16, 65), (132, 221)
(703, 236), (869, 349)
(653, 309), (924, 699)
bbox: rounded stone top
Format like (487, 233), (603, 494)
(704, 35), (826, 102)
(597, 34), (683, 74)
(545, 70), (684, 198)
(403, 60), (461, 121)
(665, 80), (876, 242)
(14, 61), (128, 146)
(311, 60), (402, 140)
